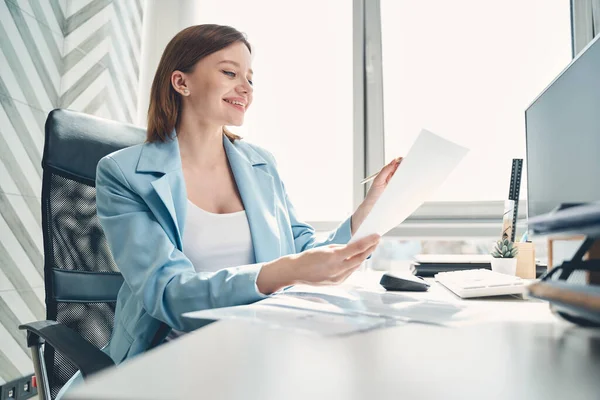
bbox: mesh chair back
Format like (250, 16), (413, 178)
(42, 109), (144, 398)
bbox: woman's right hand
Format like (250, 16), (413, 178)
(289, 234), (381, 286)
(257, 234), (381, 294)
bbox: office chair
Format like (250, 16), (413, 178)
(19, 109), (145, 399)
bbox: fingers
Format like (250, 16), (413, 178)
(376, 159), (398, 179)
(332, 245), (376, 283)
(311, 240), (377, 286)
(342, 242), (378, 269)
(333, 264), (362, 284)
(388, 157), (403, 175)
(338, 234), (380, 260)
(320, 263), (362, 286)
(386, 157), (402, 169)
(372, 157), (403, 186)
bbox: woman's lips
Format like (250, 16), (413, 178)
(224, 99), (245, 112)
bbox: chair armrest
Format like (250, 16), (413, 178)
(19, 320), (115, 378)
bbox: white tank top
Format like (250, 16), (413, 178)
(182, 199), (256, 272)
(166, 200), (256, 341)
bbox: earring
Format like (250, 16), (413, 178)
(183, 89), (189, 95)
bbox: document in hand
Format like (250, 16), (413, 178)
(350, 129), (469, 243)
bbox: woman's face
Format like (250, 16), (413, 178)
(173, 41), (254, 128)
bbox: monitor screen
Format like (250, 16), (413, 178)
(525, 34), (600, 220)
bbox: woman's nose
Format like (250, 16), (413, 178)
(241, 82), (252, 94)
(239, 78), (252, 93)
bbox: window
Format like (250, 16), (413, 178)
(197, 0), (354, 221)
(380, 0), (572, 203)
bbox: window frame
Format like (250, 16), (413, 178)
(340, 0), (573, 237)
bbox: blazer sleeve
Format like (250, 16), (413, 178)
(96, 155), (268, 332)
(260, 145), (353, 252)
(282, 179), (353, 253)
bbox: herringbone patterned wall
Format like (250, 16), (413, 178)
(0, 0), (145, 385)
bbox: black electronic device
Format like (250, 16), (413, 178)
(525, 34), (600, 327)
(379, 272), (430, 292)
(525, 34), (600, 220)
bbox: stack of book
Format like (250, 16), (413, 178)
(410, 254), (546, 278)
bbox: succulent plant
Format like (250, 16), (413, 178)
(491, 239), (519, 258)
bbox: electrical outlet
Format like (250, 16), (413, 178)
(0, 374), (37, 400)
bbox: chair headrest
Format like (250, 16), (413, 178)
(43, 109), (146, 182)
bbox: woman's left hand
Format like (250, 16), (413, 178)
(351, 157), (403, 235)
(365, 157), (403, 204)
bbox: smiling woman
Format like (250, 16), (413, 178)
(146, 25), (254, 143)
(54, 24), (390, 399)
(55, 23), (387, 398)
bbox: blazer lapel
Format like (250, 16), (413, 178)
(136, 132), (281, 263)
(149, 174), (185, 249)
(137, 134), (186, 250)
(223, 136), (281, 263)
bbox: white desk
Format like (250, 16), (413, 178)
(66, 272), (600, 400)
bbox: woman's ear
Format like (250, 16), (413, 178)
(171, 71), (189, 96)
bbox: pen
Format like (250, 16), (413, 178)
(360, 172), (379, 185)
(360, 157), (403, 185)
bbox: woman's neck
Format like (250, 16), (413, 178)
(176, 118), (226, 169)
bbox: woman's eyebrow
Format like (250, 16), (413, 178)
(218, 60), (253, 75)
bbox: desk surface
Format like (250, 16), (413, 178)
(66, 272), (600, 400)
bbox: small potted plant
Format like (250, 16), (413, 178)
(490, 239), (519, 275)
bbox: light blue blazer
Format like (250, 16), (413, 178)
(96, 133), (353, 365)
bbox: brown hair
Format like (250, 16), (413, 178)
(146, 24), (251, 143)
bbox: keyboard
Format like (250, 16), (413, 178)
(434, 269), (527, 298)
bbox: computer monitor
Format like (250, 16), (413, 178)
(525, 34), (600, 220)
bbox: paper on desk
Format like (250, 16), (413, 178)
(281, 285), (467, 326)
(350, 129), (469, 243)
(183, 283), (469, 333)
(182, 296), (391, 337)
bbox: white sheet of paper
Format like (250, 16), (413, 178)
(182, 296), (390, 336)
(350, 129), (469, 243)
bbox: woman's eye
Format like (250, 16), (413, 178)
(223, 70), (253, 86)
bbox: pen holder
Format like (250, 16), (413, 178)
(515, 242), (536, 279)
